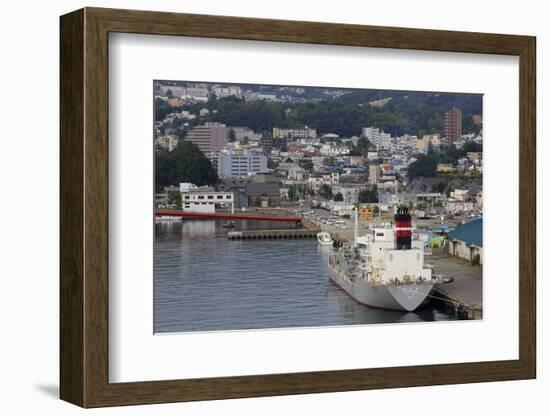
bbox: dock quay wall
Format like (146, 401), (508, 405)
(432, 286), (482, 320)
(228, 229), (318, 240)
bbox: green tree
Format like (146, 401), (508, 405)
(288, 185), (296, 201)
(358, 185), (378, 203)
(195, 91), (481, 138)
(155, 141), (218, 189)
(318, 183), (333, 199)
(462, 141), (482, 153)
(167, 190), (182, 210)
(352, 136), (376, 156)
(228, 128), (236, 142)
(438, 143), (462, 164)
(431, 181), (446, 194)
(154, 98), (173, 121)
(334, 192), (344, 202)
(408, 154), (438, 179)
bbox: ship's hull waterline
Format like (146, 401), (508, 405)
(328, 266), (434, 312)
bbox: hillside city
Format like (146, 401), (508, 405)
(154, 81), (483, 223)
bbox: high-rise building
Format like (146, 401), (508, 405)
(444, 107), (463, 142)
(185, 122), (227, 153)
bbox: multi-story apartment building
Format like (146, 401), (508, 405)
(414, 133), (441, 152)
(212, 85), (242, 98)
(228, 127), (262, 142)
(273, 127), (317, 140)
(218, 152), (268, 178)
(362, 127), (392, 150)
(158, 85), (187, 97)
(445, 106), (463, 142)
(320, 144), (351, 157)
(260, 136), (288, 154)
(307, 172), (340, 192)
(186, 122), (227, 153)
(158, 85), (209, 101)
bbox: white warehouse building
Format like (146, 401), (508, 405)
(179, 183), (234, 213)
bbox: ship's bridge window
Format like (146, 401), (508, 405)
(376, 232), (384, 237)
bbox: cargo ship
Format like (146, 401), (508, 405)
(328, 207), (449, 312)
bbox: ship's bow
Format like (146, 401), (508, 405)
(388, 284), (434, 311)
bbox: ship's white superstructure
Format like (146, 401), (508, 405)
(328, 208), (442, 311)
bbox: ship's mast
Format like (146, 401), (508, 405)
(354, 206), (358, 247)
(377, 187), (381, 222)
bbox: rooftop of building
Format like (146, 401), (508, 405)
(245, 182), (281, 197)
(448, 218), (483, 248)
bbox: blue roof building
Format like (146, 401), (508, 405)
(447, 218), (483, 264)
(448, 218), (482, 247)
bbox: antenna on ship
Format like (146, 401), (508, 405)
(377, 187), (381, 222)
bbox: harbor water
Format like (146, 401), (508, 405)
(154, 220), (462, 333)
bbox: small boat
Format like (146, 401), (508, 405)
(316, 231), (333, 246)
(222, 221), (236, 228)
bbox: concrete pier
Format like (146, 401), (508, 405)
(430, 248), (483, 319)
(228, 229), (318, 240)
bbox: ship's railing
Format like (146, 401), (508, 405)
(366, 274), (451, 287)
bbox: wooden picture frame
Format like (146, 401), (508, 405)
(60, 7), (536, 408)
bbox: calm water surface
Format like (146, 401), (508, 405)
(154, 220), (460, 333)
